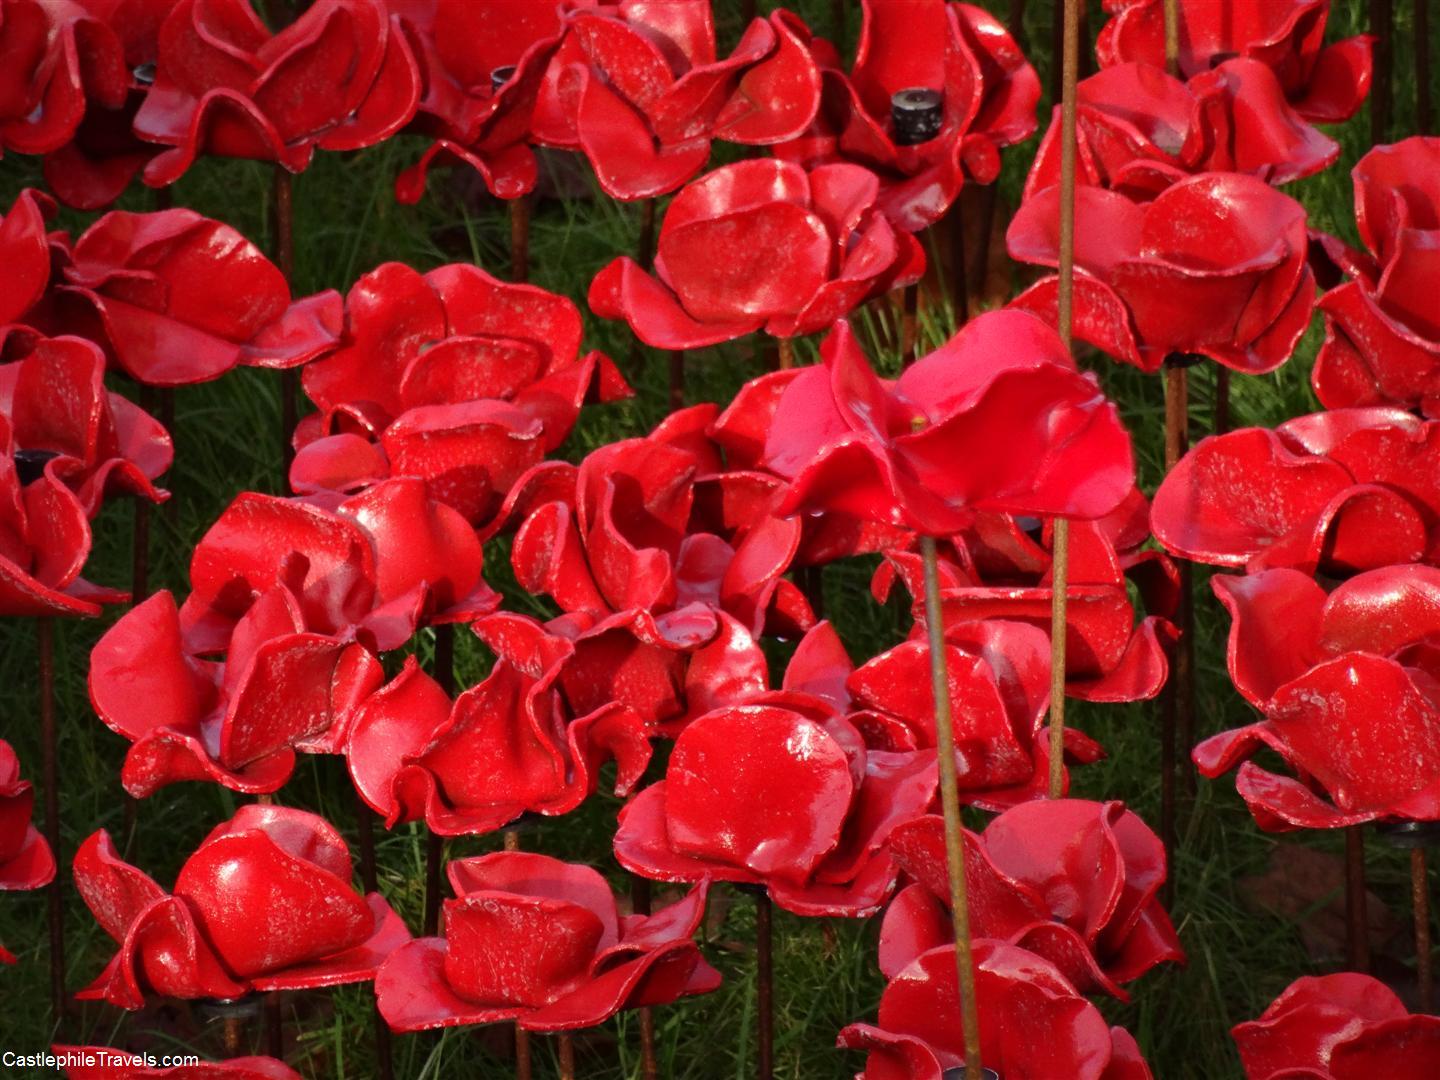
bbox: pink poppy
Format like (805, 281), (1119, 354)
(0, 334), (170, 617)
(529, 0), (821, 200)
(132, 0), (420, 185)
(1195, 564), (1440, 830)
(391, 0), (563, 202)
(1097, 0), (1373, 124)
(291, 261), (629, 527)
(1, 738), (56, 964)
(376, 851), (719, 1032)
(880, 800), (1183, 1000)
(1152, 407), (1440, 575)
(762, 311), (1133, 536)
(1312, 138), (1440, 416)
(1008, 173), (1315, 373)
(874, 490), (1177, 702)
(837, 940), (1153, 1078)
(74, 805), (408, 1009)
(774, 0), (1040, 231)
(1233, 973), (1440, 1078)
(54, 208), (342, 386)
(88, 480), (495, 796)
(589, 158), (924, 350)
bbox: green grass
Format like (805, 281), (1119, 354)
(0, 0), (1430, 1076)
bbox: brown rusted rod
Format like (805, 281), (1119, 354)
(668, 350), (685, 411)
(557, 1033), (576, 1080)
(778, 338), (795, 371)
(272, 166), (297, 474)
(510, 196), (531, 284)
(1346, 825), (1371, 972)
(1416, 847), (1433, 1011)
(950, 202), (969, 331)
(1419, 0), (1432, 135)
(755, 888), (775, 1080)
(266, 992), (283, 1059)
(901, 284), (920, 367)
(39, 617), (64, 1028)
(1371, 0), (1394, 144)
(631, 876), (658, 1079)
(1215, 366), (1231, 435)
(422, 625), (454, 937)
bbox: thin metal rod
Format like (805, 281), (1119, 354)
(39, 617), (64, 1027)
(778, 338), (795, 371)
(160, 387), (178, 525)
(1415, 847), (1433, 1011)
(920, 536), (984, 1079)
(423, 624), (454, 937)
(1160, 360), (1194, 889)
(266, 992), (283, 1059)
(1346, 825), (1371, 972)
(353, 781), (392, 1079)
(272, 166), (296, 474)
(755, 889), (774, 1080)
(1372, 0), (1394, 144)
(516, 1024), (532, 1080)
(1163, 0), (1181, 76)
(1419, 0), (1432, 134)
(1009, 0), (1028, 47)
(632, 877), (658, 1080)
(902, 283), (919, 367)
(668, 350), (685, 411)
(1047, 519), (1070, 799)
(557, 1033), (575, 1080)
(221, 1013), (245, 1056)
(1215, 366), (1231, 435)
(510, 196), (531, 284)
(950, 198), (969, 330)
(628, 200), (657, 381)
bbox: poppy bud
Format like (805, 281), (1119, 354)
(891, 88), (944, 146)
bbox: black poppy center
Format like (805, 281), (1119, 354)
(13, 449), (59, 487)
(891, 87), (944, 146)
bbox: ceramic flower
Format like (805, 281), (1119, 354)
(132, 0), (421, 185)
(1152, 407), (1440, 576)
(1, 739), (56, 964)
(1232, 973), (1440, 1078)
(0, 188), (59, 332)
(88, 481), (496, 796)
(762, 311), (1134, 536)
(74, 805), (409, 1009)
(874, 490), (1177, 702)
(375, 851), (720, 1032)
(391, 0), (563, 201)
(1311, 138), (1440, 416)
(55, 1047), (301, 1079)
(1008, 173), (1315, 373)
(775, 0), (1040, 231)
(530, 0), (821, 200)
(0, 334), (170, 617)
(344, 641), (653, 836)
(1195, 564), (1440, 830)
(589, 158), (924, 350)
(54, 208), (342, 386)
(1023, 61), (1339, 201)
(1097, 0), (1373, 124)
(880, 800), (1183, 999)
(291, 261), (629, 527)
(837, 940), (1154, 1078)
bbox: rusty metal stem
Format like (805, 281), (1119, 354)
(1346, 825), (1371, 972)
(423, 625), (454, 937)
(1419, 0), (1432, 134)
(632, 877), (658, 1079)
(668, 350), (685, 411)
(1215, 366), (1231, 435)
(510, 196), (531, 284)
(39, 617), (64, 1028)
(1372, 0), (1393, 143)
(920, 536), (984, 1079)
(557, 1033), (576, 1080)
(902, 284), (919, 367)
(221, 1013), (244, 1056)
(272, 166), (297, 475)
(755, 888), (774, 1080)
(1415, 847), (1433, 1011)
(266, 992), (283, 1059)
(950, 200), (969, 330)
(778, 338), (795, 371)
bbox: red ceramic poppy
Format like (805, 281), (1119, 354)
(54, 208), (342, 386)
(132, 0), (421, 185)
(0, 334), (170, 617)
(1098, 0), (1373, 124)
(774, 0), (1040, 231)
(88, 480), (495, 796)
(1195, 564), (1440, 830)
(837, 940), (1153, 1078)
(1233, 973), (1440, 1078)
(0, 188), (59, 332)
(55, 1047), (301, 1079)
(845, 620), (1106, 808)
(1312, 138), (1440, 416)
(874, 490), (1177, 702)
(391, 0), (563, 202)
(529, 0), (821, 200)
(375, 850), (719, 1032)
(762, 311), (1134, 536)
(1008, 173), (1315, 374)
(291, 261), (629, 526)
(36, 0), (174, 210)
(74, 805), (409, 1009)
(589, 158), (924, 350)
(345, 640), (653, 836)
(880, 800), (1183, 1000)
(1, 738), (56, 964)
(1152, 407), (1440, 575)
(509, 423), (813, 641)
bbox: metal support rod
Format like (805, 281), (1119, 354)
(632, 877), (658, 1080)
(1371, 0), (1394, 144)
(1419, 0), (1432, 135)
(778, 338), (795, 371)
(557, 1033), (575, 1080)
(921, 536), (984, 1079)
(510, 197), (531, 284)
(1346, 825), (1371, 972)
(1215, 366), (1231, 435)
(755, 888), (774, 1080)
(902, 284), (919, 367)
(272, 166), (297, 475)
(668, 350), (685, 411)
(950, 197), (969, 330)
(266, 992), (283, 1060)
(1415, 847), (1433, 1011)
(423, 625), (454, 937)
(39, 617), (64, 1028)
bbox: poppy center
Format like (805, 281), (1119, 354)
(891, 88), (944, 146)
(490, 66), (516, 93)
(13, 449), (58, 486)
